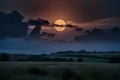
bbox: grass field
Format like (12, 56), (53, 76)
(0, 62), (120, 80)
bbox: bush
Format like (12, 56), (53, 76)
(68, 58), (74, 62)
(77, 58), (83, 62)
(0, 53), (10, 61)
(75, 75), (82, 80)
(27, 67), (48, 76)
(109, 56), (120, 63)
(0, 74), (6, 80)
(61, 68), (75, 80)
(61, 68), (82, 80)
(52, 58), (68, 62)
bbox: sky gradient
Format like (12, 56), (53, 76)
(0, 0), (120, 22)
(0, 0), (120, 54)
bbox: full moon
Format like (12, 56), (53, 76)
(54, 19), (66, 31)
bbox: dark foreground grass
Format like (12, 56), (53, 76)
(0, 62), (120, 80)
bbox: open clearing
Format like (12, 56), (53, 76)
(0, 62), (120, 80)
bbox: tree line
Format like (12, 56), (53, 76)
(0, 52), (120, 63)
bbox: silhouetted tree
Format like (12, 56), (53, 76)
(0, 53), (10, 61)
(68, 58), (74, 62)
(110, 56), (120, 63)
(61, 68), (75, 80)
(28, 67), (48, 76)
(77, 58), (83, 62)
(79, 50), (87, 53)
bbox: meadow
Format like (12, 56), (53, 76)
(0, 62), (120, 80)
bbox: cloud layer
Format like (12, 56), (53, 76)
(74, 27), (120, 42)
(0, 11), (27, 39)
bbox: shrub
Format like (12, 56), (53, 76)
(61, 68), (75, 80)
(0, 53), (10, 61)
(52, 58), (68, 62)
(74, 74), (82, 80)
(68, 58), (74, 62)
(110, 56), (120, 63)
(27, 67), (48, 76)
(61, 68), (82, 80)
(77, 58), (83, 62)
(0, 74), (6, 80)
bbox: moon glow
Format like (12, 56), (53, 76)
(54, 19), (66, 31)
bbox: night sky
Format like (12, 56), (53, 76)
(0, 0), (120, 54)
(0, 0), (120, 22)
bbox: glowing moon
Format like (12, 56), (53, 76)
(54, 19), (66, 31)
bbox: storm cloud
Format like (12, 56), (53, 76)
(74, 27), (120, 42)
(0, 11), (27, 39)
(28, 19), (49, 37)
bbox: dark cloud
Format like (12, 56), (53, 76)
(28, 19), (49, 37)
(50, 23), (83, 32)
(75, 27), (83, 32)
(47, 33), (55, 38)
(0, 10), (50, 39)
(28, 19), (49, 26)
(66, 24), (76, 28)
(40, 32), (48, 36)
(40, 32), (55, 38)
(29, 25), (41, 37)
(74, 27), (120, 42)
(66, 24), (83, 31)
(0, 11), (27, 39)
